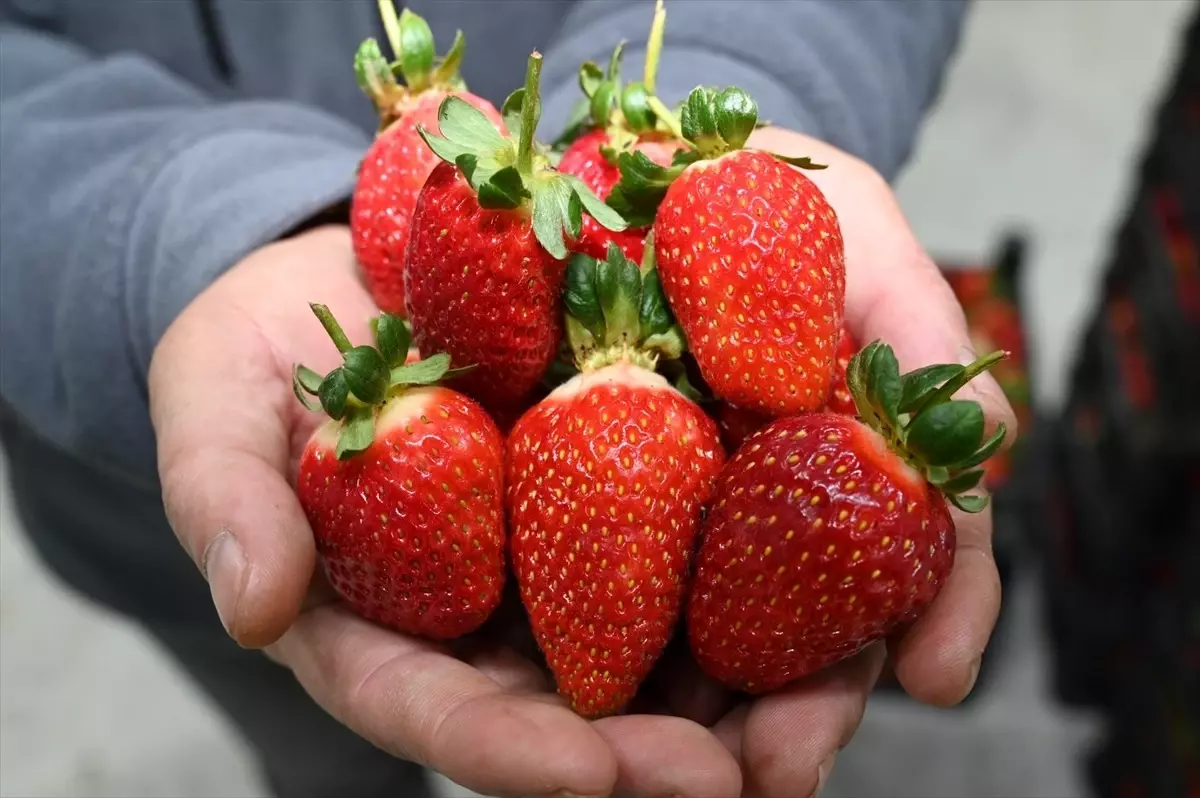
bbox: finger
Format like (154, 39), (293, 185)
(150, 234), (377, 648)
(269, 605), (618, 798)
(888, 503), (1002, 706)
(741, 644), (886, 798)
(151, 302), (317, 648)
(592, 715), (742, 798)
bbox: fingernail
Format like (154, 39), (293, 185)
(811, 753), (835, 798)
(203, 530), (246, 636)
(962, 656), (983, 699)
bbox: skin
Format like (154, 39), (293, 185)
(149, 129), (1017, 798)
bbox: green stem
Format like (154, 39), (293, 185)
(647, 95), (683, 140)
(310, 303), (354, 354)
(643, 0), (666, 92)
(377, 0), (403, 61)
(517, 52), (544, 175)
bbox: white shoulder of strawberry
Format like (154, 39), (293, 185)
(414, 52), (629, 260)
(845, 341), (1010, 513)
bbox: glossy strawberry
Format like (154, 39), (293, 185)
(555, 3), (685, 262)
(610, 86), (847, 417)
(688, 342), (1008, 693)
(405, 53), (628, 417)
(824, 324), (858, 415)
(349, 5), (502, 315)
(508, 245), (724, 717)
(293, 306), (505, 639)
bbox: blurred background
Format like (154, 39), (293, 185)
(2, 1), (1197, 796)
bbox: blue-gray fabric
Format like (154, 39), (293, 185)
(0, 1), (966, 622)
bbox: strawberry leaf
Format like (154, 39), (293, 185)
(501, 88), (526, 141)
(565, 315), (598, 362)
(899, 363), (964, 414)
(773, 154), (828, 170)
(437, 96), (507, 154)
(562, 174), (626, 232)
(579, 60), (605, 97)
(319, 368), (350, 420)
(713, 87), (757, 151)
(933, 467), (985, 494)
(621, 81), (655, 132)
(293, 364), (324, 395)
(865, 343), (902, 431)
(606, 150), (684, 227)
(354, 38), (397, 105)
(564, 253), (604, 337)
(373, 312), (411, 368)
(531, 177), (577, 259)
(341, 345), (390, 404)
(396, 8), (436, 90)
(948, 493), (989, 513)
(909, 349), (1008, 418)
(389, 352), (453, 386)
(476, 165), (531, 210)
(596, 243), (642, 346)
(429, 29), (466, 88)
(639, 266), (673, 337)
(681, 87), (719, 145)
(336, 406), (376, 460)
(957, 422), (1008, 470)
(905, 400), (984, 467)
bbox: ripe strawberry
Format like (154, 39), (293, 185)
(405, 52), (628, 417)
(350, 4), (503, 315)
(609, 86), (847, 417)
(556, 2), (685, 262)
(687, 342), (1008, 693)
(292, 305), (505, 639)
(507, 244), (724, 717)
(824, 324), (859, 415)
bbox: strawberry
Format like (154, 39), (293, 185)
(555, 1), (685, 263)
(507, 242), (724, 717)
(687, 342), (1009, 693)
(292, 305), (505, 639)
(349, 4), (503, 316)
(405, 52), (628, 417)
(824, 324), (859, 415)
(608, 86), (847, 417)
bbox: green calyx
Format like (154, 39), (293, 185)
(417, 51), (628, 259)
(292, 304), (469, 459)
(845, 341), (1010, 513)
(354, 1), (467, 128)
(607, 84), (827, 227)
(553, 0), (684, 154)
(562, 236), (686, 372)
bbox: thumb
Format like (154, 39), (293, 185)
(849, 255), (1018, 445)
(150, 290), (317, 648)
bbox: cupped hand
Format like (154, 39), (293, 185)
(148, 225), (743, 798)
(679, 129), (1020, 798)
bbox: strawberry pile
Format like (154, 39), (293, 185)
(293, 1), (1011, 718)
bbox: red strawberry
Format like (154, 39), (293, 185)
(293, 305), (506, 639)
(559, 129), (678, 263)
(507, 244), (725, 717)
(687, 342), (1008, 693)
(714, 401), (771, 454)
(556, 3), (686, 262)
(824, 324), (858, 415)
(349, 5), (503, 315)
(609, 86), (847, 417)
(405, 53), (628, 417)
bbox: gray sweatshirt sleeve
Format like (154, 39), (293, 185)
(539, 0), (968, 182)
(0, 25), (368, 484)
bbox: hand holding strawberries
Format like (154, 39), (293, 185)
(149, 4), (1018, 797)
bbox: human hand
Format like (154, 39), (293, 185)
(676, 128), (1019, 798)
(149, 226), (746, 797)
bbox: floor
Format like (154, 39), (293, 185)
(1, 1), (1195, 796)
